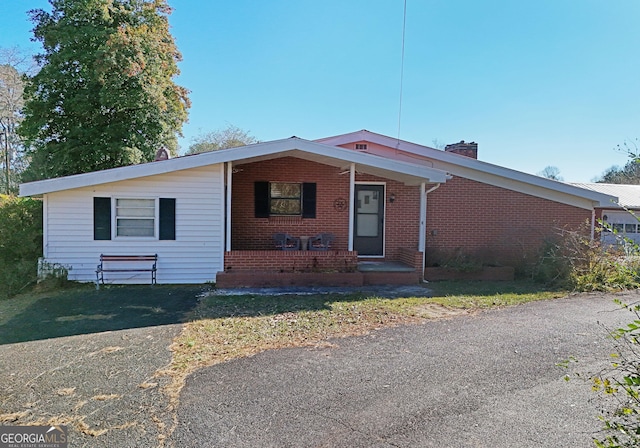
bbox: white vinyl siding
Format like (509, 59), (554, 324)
(42, 164), (224, 284)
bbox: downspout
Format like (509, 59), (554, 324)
(348, 163), (355, 251)
(422, 183), (441, 281)
(591, 208), (596, 241)
(43, 194), (48, 259)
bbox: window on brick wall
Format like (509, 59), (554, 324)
(254, 182), (316, 218)
(270, 182), (301, 215)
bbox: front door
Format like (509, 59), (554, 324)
(354, 184), (384, 256)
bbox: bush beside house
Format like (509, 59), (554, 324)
(0, 195), (42, 298)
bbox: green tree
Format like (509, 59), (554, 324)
(19, 0), (190, 181)
(187, 124), (258, 155)
(597, 161), (640, 184)
(596, 140), (640, 184)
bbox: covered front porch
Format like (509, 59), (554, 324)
(215, 138), (450, 287)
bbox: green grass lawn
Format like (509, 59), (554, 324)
(0, 280), (567, 346)
(170, 280), (568, 373)
(0, 284), (203, 344)
(428, 280), (567, 308)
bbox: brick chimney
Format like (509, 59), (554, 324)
(444, 141), (478, 159)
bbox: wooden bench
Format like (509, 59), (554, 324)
(96, 254), (157, 286)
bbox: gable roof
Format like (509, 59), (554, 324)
(317, 130), (616, 210)
(19, 137), (451, 196)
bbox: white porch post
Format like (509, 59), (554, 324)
(419, 182), (426, 254)
(226, 162), (233, 252)
(348, 163), (355, 251)
(423, 184), (441, 276)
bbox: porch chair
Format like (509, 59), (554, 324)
(273, 233), (301, 250)
(308, 233), (334, 251)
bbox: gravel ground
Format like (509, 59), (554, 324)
(0, 324), (181, 447)
(172, 292), (635, 448)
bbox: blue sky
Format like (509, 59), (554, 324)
(2, 0), (639, 182)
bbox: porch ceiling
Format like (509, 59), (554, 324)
(234, 149), (449, 185)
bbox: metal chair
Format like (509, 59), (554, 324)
(273, 233), (301, 250)
(308, 233), (334, 251)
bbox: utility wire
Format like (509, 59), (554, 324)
(397, 0), (407, 147)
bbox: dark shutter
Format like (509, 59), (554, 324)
(302, 183), (316, 218)
(93, 197), (111, 240)
(254, 181), (269, 218)
(159, 198), (176, 240)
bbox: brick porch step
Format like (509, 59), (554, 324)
(215, 270), (421, 288)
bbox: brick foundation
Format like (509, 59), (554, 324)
(224, 250), (358, 272)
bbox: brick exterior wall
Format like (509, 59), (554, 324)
(425, 176), (592, 268)
(396, 247), (424, 270)
(354, 174), (423, 257)
(228, 156), (592, 272)
(224, 250), (358, 272)
(230, 157), (423, 259)
(232, 157), (351, 251)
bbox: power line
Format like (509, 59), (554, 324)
(397, 0), (407, 146)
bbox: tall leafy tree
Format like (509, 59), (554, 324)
(19, 0), (190, 181)
(187, 124), (259, 155)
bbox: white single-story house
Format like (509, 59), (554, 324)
(20, 130), (619, 286)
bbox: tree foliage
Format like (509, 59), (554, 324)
(187, 124), (258, 155)
(537, 165), (563, 181)
(0, 195), (42, 298)
(590, 299), (640, 447)
(596, 140), (640, 184)
(19, 0), (190, 181)
(598, 161), (640, 185)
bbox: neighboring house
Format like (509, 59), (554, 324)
(20, 130), (617, 286)
(571, 183), (640, 246)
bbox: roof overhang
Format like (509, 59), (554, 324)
(317, 130), (618, 210)
(20, 137), (451, 196)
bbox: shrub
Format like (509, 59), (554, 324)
(590, 299), (640, 447)
(531, 226), (640, 291)
(0, 195), (43, 298)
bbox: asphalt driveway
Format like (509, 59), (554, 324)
(171, 293), (633, 447)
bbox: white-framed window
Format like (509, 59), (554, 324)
(115, 198), (156, 237)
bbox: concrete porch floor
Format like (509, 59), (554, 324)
(357, 261), (416, 272)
